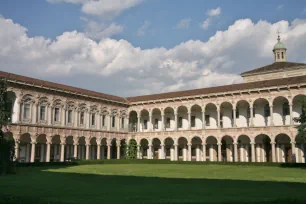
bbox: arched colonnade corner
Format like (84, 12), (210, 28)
(128, 94), (306, 132)
(6, 131), (305, 164)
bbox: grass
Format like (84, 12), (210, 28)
(1, 162), (306, 204)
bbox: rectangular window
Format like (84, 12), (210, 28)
(154, 118), (158, 129)
(166, 118), (170, 128)
(121, 118), (124, 128)
(283, 102), (289, 116)
(91, 114), (95, 126)
(80, 112), (84, 125)
(191, 116), (196, 127)
(277, 52), (280, 59)
(102, 115), (105, 126)
(178, 117), (183, 128)
(40, 105), (46, 121)
(205, 115), (210, 126)
(54, 108), (60, 122)
(112, 116), (115, 128)
(144, 120), (148, 129)
(68, 110), (73, 123)
(24, 104), (30, 119)
(264, 104), (270, 117)
(281, 52), (284, 59)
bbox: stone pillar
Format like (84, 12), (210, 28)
(289, 103), (293, 125)
(161, 144), (165, 159)
(46, 142), (51, 162)
(107, 144), (111, 160)
(73, 142), (78, 159)
(14, 141), (20, 161)
(32, 102), (37, 124)
(202, 143), (206, 161)
(217, 143), (222, 161)
(97, 144), (101, 160)
(137, 116), (140, 132)
(271, 142), (276, 162)
(281, 144), (285, 163)
(174, 113), (178, 131)
(301, 144), (305, 163)
(291, 142), (296, 163)
(30, 141), (36, 163)
(149, 112), (152, 131)
(240, 145), (244, 162)
(217, 107), (220, 128)
(188, 143), (192, 161)
(229, 144), (233, 162)
(137, 145), (140, 159)
(117, 143), (121, 160)
(202, 111), (206, 129)
(250, 106), (254, 127)
(196, 145), (200, 161)
(148, 144), (153, 159)
(86, 143), (90, 160)
(234, 142), (238, 162)
(269, 105), (274, 126)
(60, 143), (65, 162)
(183, 146), (187, 161)
(174, 144), (178, 161)
(161, 114), (165, 131)
(188, 112), (191, 129)
(209, 144), (214, 161)
(233, 108), (236, 127)
(251, 142), (255, 162)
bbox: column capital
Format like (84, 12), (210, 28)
(290, 141), (296, 145)
(250, 142), (255, 145)
(217, 143), (222, 145)
(233, 142), (238, 145)
(60, 142), (66, 145)
(187, 143), (192, 146)
(270, 142), (276, 145)
(30, 141), (37, 145)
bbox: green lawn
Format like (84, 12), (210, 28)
(1, 163), (306, 204)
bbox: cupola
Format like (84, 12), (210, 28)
(273, 33), (287, 62)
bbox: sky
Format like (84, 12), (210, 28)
(0, 0), (306, 97)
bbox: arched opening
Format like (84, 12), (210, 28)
(164, 107), (175, 131)
(237, 135), (251, 162)
(273, 96), (290, 126)
(19, 133), (31, 163)
(177, 106), (188, 130)
(191, 136), (202, 161)
(178, 137), (188, 161)
(220, 102), (233, 128)
(111, 138), (117, 159)
(140, 138), (149, 159)
(140, 109), (150, 132)
(253, 98), (270, 126)
(78, 136), (86, 160)
(65, 136), (74, 160)
(275, 134), (291, 163)
(101, 138), (107, 159)
(6, 91), (17, 123)
(206, 136), (218, 161)
(129, 111), (138, 132)
(295, 135), (305, 163)
(51, 135), (61, 162)
(236, 100), (250, 128)
(292, 95), (306, 125)
(90, 137), (97, 160)
(152, 108), (162, 131)
(255, 134), (272, 162)
(152, 138), (161, 159)
(205, 103), (217, 129)
(190, 105), (202, 129)
(164, 137), (174, 160)
(221, 136), (234, 162)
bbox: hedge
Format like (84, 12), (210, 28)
(16, 159), (306, 168)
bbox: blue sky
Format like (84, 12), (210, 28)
(0, 0), (306, 96)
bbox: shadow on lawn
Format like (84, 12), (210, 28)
(1, 165), (306, 204)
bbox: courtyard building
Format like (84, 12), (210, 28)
(2, 35), (306, 163)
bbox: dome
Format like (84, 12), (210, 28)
(273, 41), (286, 50)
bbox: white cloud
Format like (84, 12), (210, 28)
(175, 18), (191, 29)
(137, 21), (150, 36)
(47, 0), (142, 19)
(206, 7), (221, 17)
(1, 15), (306, 96)
(201, 18), (211, 30)
(277, 5), (284, 10)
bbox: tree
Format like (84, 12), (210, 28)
(294, 98), (306, 142)
(0, 78), (15, 175)
(124, 139), (138, 159)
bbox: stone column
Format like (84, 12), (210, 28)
(301, 144), (305, 163)
(202, 143), (206, 161)
(269, 105), (274, 126)
(217, 107), (221, 128)
(234, 142), (238, 162)
(240, 145), (244, 162)
(291, 142), (296, 163)
(14, 140), (20, 161)
(161, 144), (165, 159)
(73, 142), (78, 159)
(32, 101), (37, 124)
(271, 142), (276, 162)
(47, 105), (52, 125)
(137, 145), (141, 159)
(188, 143), (192, 161)
(137, 116), (140, 132)
(233, 108), (236, 127)
(289, 103), (293, 125)
(217, 143), (222, 161)
(229, 144), (233, 162)
(250, 105), (254, 127)
(251, 142), (255, 162)
(148, 144), (153, 159)
(149, 112), (152, 131)
(188, 112), (191, 129)
(85, 144), (90, 160)
(209, 144), (214, 161)
(281, 144), (285, 163)
(174, 144), (178, 161)
(107, 144), (111, 160)
(46, 142), (51, 162)
(30, 141), (36, 163)
(256, 144), (261, 162)
(60, 143), (65, 162)
(117, 143), (121, 160)
(202, 111), (206, 129)
(196, 145), (200, 161)
(97, 144), (101, 160)
(174, 113), (178, 131)
(161, 114), (165, 131)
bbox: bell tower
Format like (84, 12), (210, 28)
(273, 32), (287, 63)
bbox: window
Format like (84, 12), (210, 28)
(282, 102), (289, 116)
(144, 120), (148, 129)
(54, 108), (60, 122)
(112, 116), (115, 128)
(166, 118), (170, 128)
(24, 104), (30, 119)
(281, 52), (284, 59)
(178, 117), (183, 128)
(80, 112), (84, 125)
(205, 115), (210, 126)
(236, 108), (239, 118)
(191, 116), (196, 127)
(6, 101), (13, 122)
(154, 118), (158, 129)
(68, 110), (73, 123)
(40, 105), (46, 121)
(102, 115), (106, 126)
(277, 52), (280, 59)
(91, 114), (95, 126)
(121, 118), (124, 128)
(264, 104), (270, 117)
